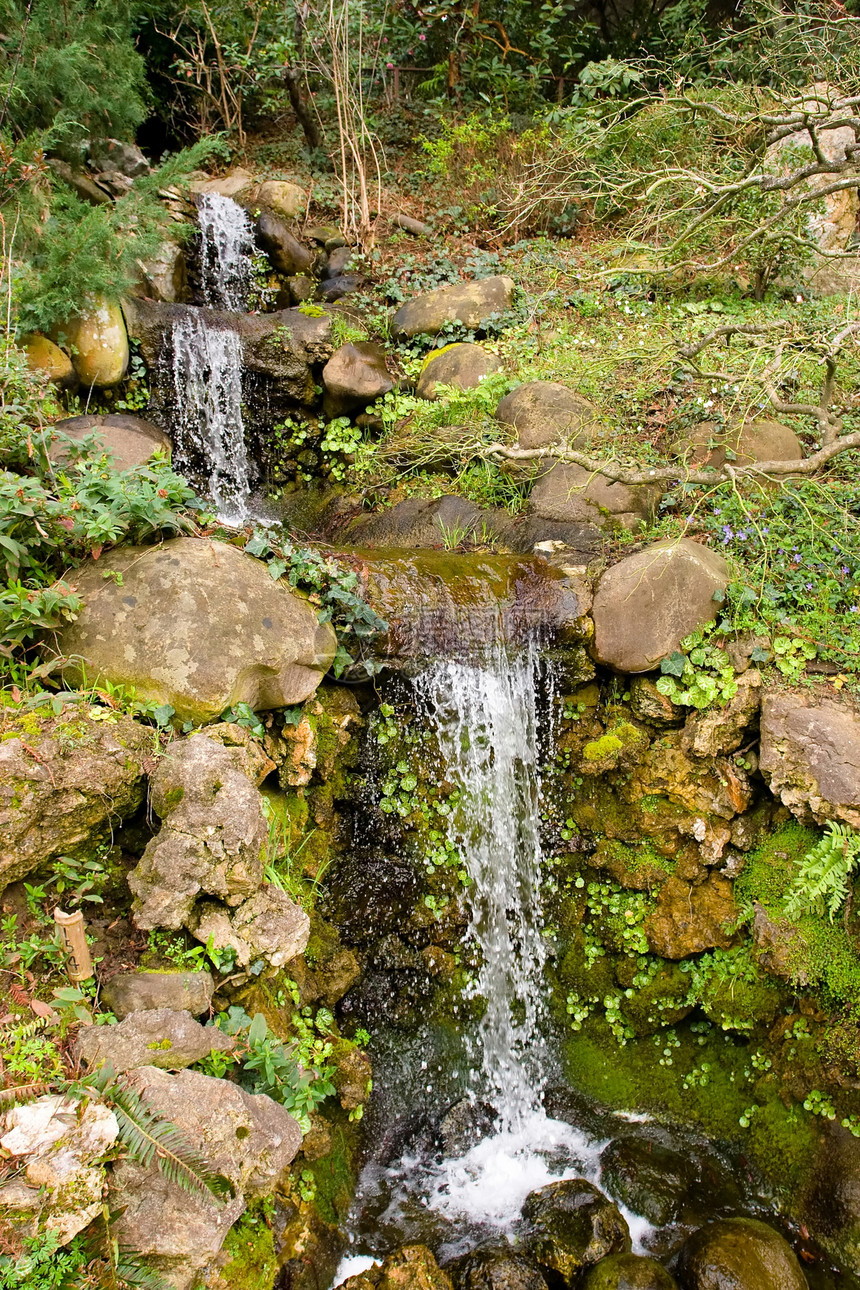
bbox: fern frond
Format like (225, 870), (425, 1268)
(0, 1081), (51, 1112)
(111, 1242), (173, 1290)
(785, 821), (860, 923)
(108, 1079), (233, 1202)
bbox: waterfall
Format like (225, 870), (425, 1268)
(416, 646), (548, 1130)
(169, 313), (253, 525)
(198, 193), (254, 310)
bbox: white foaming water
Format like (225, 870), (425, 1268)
(198, 193), (254, 310)
(170, 313), (252, 524)
(416, 646), (548, 1130)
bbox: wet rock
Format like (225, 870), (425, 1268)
(0, 1094), (118, 1245)
(416, 342), (503, 400)
(600, 1137), (692, 1226)
(63, 297), (129, 386)
(730, 802), (779, 852)
(129, 733), (266, 930)
(750, 904), (809, 983)
(626, 732), (753, 825)
(683, 670), (762, 757)
(332, 1042), (372, 1110)
(629, 677), (684, 727)
(644, 875), (737, 958)
(321, 273), (363, 301)
(759, 689), (860, 829)
(135, 240), (188, 303)
(0, 706), (150, 893)
(375, 1246), (454, 1290)
(523, 1179), (631, 1279)
(245, 178), (307, 220)
(190, 884), (311, 970)
(325, 245), (355, 277)
(22, 334), (76, 387)
(448, 1249), (548, 1290)
(124, 298), (332, 406)
(591, 540), (729, 674)
(102, 969), (215, 1019)
(56, 538), (336, 725)
(110, 1066), (301, 1289)
(582, 1254), (677, 1290)
(496, 381), (599, 450)
(529, 462), (661, 532)
(394, 213), (433, 236)
(322, 341), (393, 418)
(348, 495), (498, 549)
(616, 963), (693, 1035)
(74, 1007), (235, 1073)
(89, 137), (149, 177)
(257, 210), (314, 275)
(437, 1098), (498, 1157)
(49, 412), (171, 471)
(392, 276), (515, 339)
(675, 1217), (807, 1290)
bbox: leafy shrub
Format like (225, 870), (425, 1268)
(656, 625), (738, 709)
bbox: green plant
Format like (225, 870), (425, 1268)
(785, 822), (860, 923)
(656, 624), (738, 710)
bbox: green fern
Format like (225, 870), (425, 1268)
(785, 822), (860, 923)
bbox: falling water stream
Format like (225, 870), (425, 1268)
(338, 646), (624, 1275)
(197, 192), (254, 309)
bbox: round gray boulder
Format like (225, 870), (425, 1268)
(56, 538), (336, 724)
(496, 381), (599, 449)
(392, 275), (515, 339)
(590, 539), (729, 673)
(322, 341), (393, 418)
(416, 342), (503, 400)
(50, 413), (171, 471)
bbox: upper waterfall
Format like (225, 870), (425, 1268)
(198, 193), (254, 310)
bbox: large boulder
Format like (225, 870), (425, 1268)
(102, 969), (215, 1019)
(645, 875), (737, 958)
(322, 341), (393, 418)
(190, 884), (311, 970)
(128, 733), (267, 930)
(392, 276), (515, 339)
(523, 1180), (631, 1280)
(88, 137), (149, 177)
(189, 168), (254, 198)
(590, 540), (729, 673)
(581, 1255), (677, 1290)
(63, 297), (129, 387)
(22, 334), (76, 388)
(676, 1217), (807, 1290)
(49, 412), (171, 471)
(256, 211), (314, 275)
(496, 382), (599, 450)
(242, 178), (307, 220)
(0, 706), (150, 893)
(109, 1066), (302, 1289)
(759, 690), (860, 829)
(529, 462), (661, 532)
(74, 1007), (235, 1073)
(56, 538), (336, 724)
(123, 299), (333, 407)
(0, 1094), (119, 1245)
(416, 342), (503, 400)
(449, 1249), (548, 1290)
(600, 1136), (693, 1226)
(675, 420), (804, 476)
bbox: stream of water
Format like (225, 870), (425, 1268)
(198, 192), (254, 309)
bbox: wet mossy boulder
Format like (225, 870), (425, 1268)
(600, 1136), (693, 1226)
(591, 540), (729, 674)
(581, 1254), (677, 1290)
(341, 1246), (454, 1290)
(645, 876), (737, 959)
(392, 276), (514, 339)
(55, 539), (336, 725)
(675, 1217), (808, 1290)
(448, 1249), (548, 1290)
(617, 963), (692, 1036)
(523, 1179), (631, 1279)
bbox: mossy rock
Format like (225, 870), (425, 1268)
(212, 1207), (278, 1290)
(620, 963), (693, 1037)
(592, 838), (676, 892)
(559, 931), (617, 1000)
(699, 972), (784, 1033)
(676, 1217), (807, 1290)
(581, 1253), (677, 1290)
(581, 723), (650, 775)
(523, 1179), (631, 1279)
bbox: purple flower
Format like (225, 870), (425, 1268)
(792, 553), (802, 563)
(842, 566), (850, 576)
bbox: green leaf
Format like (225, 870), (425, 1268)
(660, 651), (686, 677)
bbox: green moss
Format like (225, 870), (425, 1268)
(218, 1205), (278, 1290)
(300, 1118), (358, 1227)
(160, 786), (185, 811)
(593, 838), (676, 891)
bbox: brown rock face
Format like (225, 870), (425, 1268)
(322, 341), (393, 417)
(340, 1246), (454, 1290)
(56, 538), (336, 725)
(23, 334), (76, 387)
(529, 461), (661, 532)
(416, 342), (503, 400)
(74, 1007), (235, 1073)
(645, 875), (738, 958)
(49, 413), (171, 471)
(496, 381), (599, 450)
(0, 707), (150, 893)
(256, 210), (314, 275)
(759, 689), (860, 828)
(590, 539), (729, 673)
